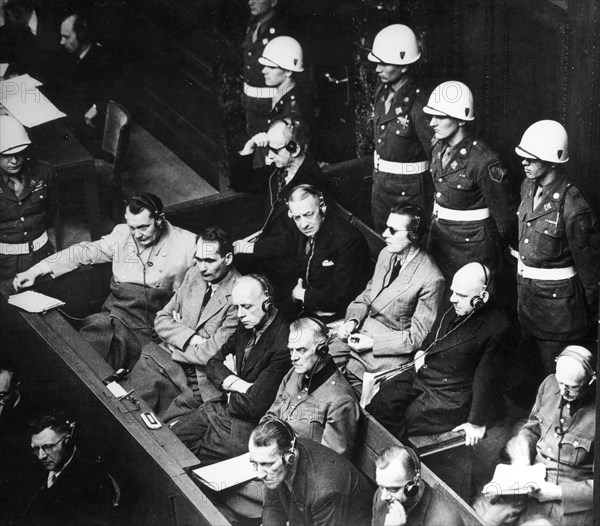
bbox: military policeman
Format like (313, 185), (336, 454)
(0, 115), (54, 280)
(514, 120), (600, 375)
(368, 24), (434, 232)
(259, 36), (310, 127)
(424, 80), (517, 280)
(243, 0), (285, 137)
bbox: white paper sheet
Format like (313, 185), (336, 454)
(192, 452), (257, 491)
(8, 290), (65, 313)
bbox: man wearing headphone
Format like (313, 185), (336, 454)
(263, 317), (359, 458)
(367, 262), (512, 448)
(249, 417), (373, 526)
(480, 345), (595, 526)
(330, 204), (445, 387)
(19, 410), (116, 525)
(14, 192), (197, 369)
(282, 184), (370, 322)
(373, 445), (464, 526)
(230, 117), (325, 295)
(170, 275), (291, 465)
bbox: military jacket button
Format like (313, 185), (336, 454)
(553, 192), (560, 199)
(460, 148), (467, 155)
(527, 222), (531, 227)
(457, 184), (462, 189)
(436, 192), (441, 198)
(381, 125), (385, 130)
(574, 441), (579, 447)
(465, 238), (470, 242)
(524, 239), (529, 244)
(438, 178), (443, 182)
(378, 139), (382, 144)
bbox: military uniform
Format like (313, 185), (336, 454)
(242, 14), (282, 137)
(267, 84), (310, 127)
(0, 160), (54, 279)
(427, 133), (516, 280)
(371, 77), (433, 231)
(516, 176), (600, 366)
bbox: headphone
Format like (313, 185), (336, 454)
(264, 417), (298, 465)
(247, 273), (274, 314)
(71, 13), (90, 43)
(389, 204), (426, 243)
(128, 192), (165, 228)
(402, 446), (421, 499)
(408, 213), (421, 243)
(555, 346), (597, 386)
(470, 263), (490, 311)
(282, 117), (299, 154)
(303, 317), (330, 357)
(287, 184), (327, 218)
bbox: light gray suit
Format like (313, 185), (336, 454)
(330, 248), (445, 379)
(128, 265), (240, 419)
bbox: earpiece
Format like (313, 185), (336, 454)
(403, 446), (421, 499)
(283, 117), (299, 154)
(263, 416), (297, 465)
(408, 213), (421, 243)
(470, 263), (489, 311)
(248, 274), (274, 314)
(303, 317), (330, 357)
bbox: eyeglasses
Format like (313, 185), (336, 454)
(267, 144), (287, 155)
(31, 435), (68, 455)
(384, 227), (411, 235)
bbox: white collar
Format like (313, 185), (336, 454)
(28, 10), (38, 36)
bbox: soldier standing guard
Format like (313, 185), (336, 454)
(243, 0), (284, 137)
(0, 115), (54, 280)
(423, 80), (517, 280)
(368, 24), (434, 231)
(514, 120), (600, 375)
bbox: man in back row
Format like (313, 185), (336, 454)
(129, 227), (240, 421)
(13, 192), (197, 370)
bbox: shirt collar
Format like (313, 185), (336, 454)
(47, 446), (77, 486)
(28, 10), (38, 35)
(301, 355), (336, 394)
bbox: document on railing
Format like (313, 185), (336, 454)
(191, 452), (257, 491)
(0, 74), (65, 127)
(8, 290), (65, 313)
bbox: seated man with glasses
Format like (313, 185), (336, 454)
(229, 116), (326, 298)
(18, 410), (117, 525)
(373, 445), (464, 526)
(330, 205), (445, 390)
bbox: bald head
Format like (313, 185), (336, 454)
(449, 263), (490, 316)
(555, 346), (595, 402)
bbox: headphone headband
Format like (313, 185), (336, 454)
(556, 346), (596, 379)
(246, 273), (274, 313)
(128, 192), (164, 222)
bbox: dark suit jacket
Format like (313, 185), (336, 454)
(294, 210), (371, 320)
(263, 438), (373, 526)
(406, 306), (511, 434)
(18, 449), (115, 526)
(198, 311), (291, 461)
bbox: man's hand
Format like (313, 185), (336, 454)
(233, 239), (255, 255)
(13, 267), (44, 291)
(224, 354), (237, 374)
(239, 132), (269, 155)
(84, 104), (98, 127)
(172, 310), (182, 323)
(348, 333), (373, 352)
(187, 335), (206, 348)
(337, 320), (358, 341)
(528, 480), (562, 502)
(413, 350), (426, 372)
(452, 422), (486, 446)
(292, 278), (305, 303)
(383, 499), (407, 526)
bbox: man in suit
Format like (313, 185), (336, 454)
(18, 411), (116, 526)
(230, 117), (325, 297)
(367, 262), (511, 446)
(250, 418), (373, 526)
(330, 204), (445, 386)
(372, 445), (464, 526)
(128, 227), (240, 421)
(171, 275), (291, 464)
(281, 184), (371, 322)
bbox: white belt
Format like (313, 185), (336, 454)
(433, 203), (490, 221)
(517, 260), (576, 280)
(0, 231), (48, 255)
(310, 310), (337, 318)
(374, 153), (430, 175)
(243, 83), (277, 99)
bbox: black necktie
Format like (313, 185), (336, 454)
(7, 176), (24, 198)
(277, 170), (288, 195)
(201, 285), (212, 312)
(388, 258), (401, 286)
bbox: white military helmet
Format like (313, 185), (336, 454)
(0, 115), (31, 155)
(368, 24), (421, 66)
(515, 120), (569, 163)
(423, 81), (475, 121)
(258, 36), (304, 72)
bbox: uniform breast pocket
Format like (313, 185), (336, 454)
(293, 405), (326, 442)
(533, 221), (563, 257)
(446, 172), (475, 192)
(558, 434), (592, 467)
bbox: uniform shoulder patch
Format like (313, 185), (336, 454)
(488, 161), (506, 183)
